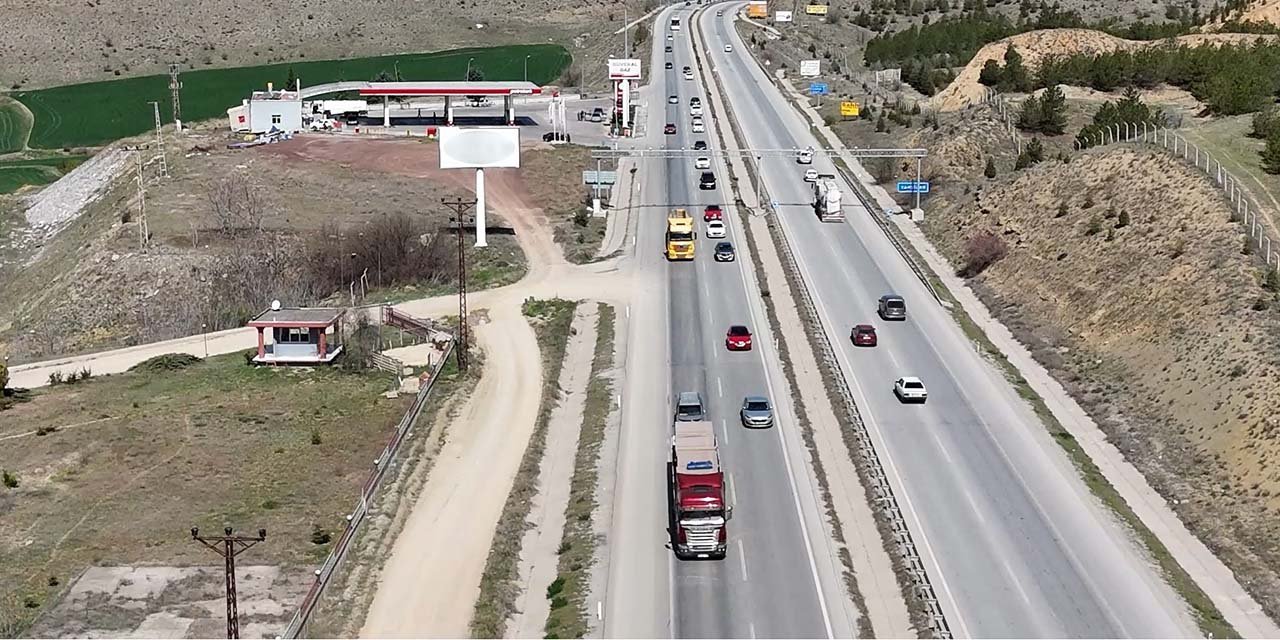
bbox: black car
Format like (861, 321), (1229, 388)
(665, 45), (673, 52)
(699, 171), (716, 190)
(693, 140), (707, 151)
(714, 241), (736, 262)
(665, 61), (673, 69)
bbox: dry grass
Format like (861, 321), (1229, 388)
(921, 143), (1280, 625)
(0, 0), (650, 91)
(469, 297), (577, 638)
(0, 352), (410, 636)
(544, 302), (615, 638)
(522, 144), (610, 264)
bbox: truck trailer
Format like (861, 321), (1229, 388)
(670, 420), (731, 559)
(665, 209), (696, 260)
(812, 176), (846, 222)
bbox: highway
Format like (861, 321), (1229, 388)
(698, 5), (1199, 638)
(604, 4), (855, 638)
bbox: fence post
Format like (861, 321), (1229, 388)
(1217, 161), (1222, 185)
(1163, 127), (1169, 148)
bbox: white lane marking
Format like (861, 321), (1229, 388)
(626, 304), (631, 319)
(738, 538), (749, 581)
(722, 417), (731, 445)
(717, 376), (723, 398)
(729, 470), (738, 504)
(749, 622), (757, 639)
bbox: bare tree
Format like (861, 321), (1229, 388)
(207, 177), (265, 236)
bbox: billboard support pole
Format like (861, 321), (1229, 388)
(475, 168), (488, 248)
(915, 158), (922, 211)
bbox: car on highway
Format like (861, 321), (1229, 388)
(699, 171), (716, 190)
(705, 219), (726, 238)
(690, 104), (703, 116)
(676, 391), (706, 421)
(803, 168), (819, 182)
(690, 96), (702, 106)
(714, 241), (736, 261)
(796, 147), (814, 164)
(664, 123), (677, 135)
(894, 377), (928, 403)
(684, 69), (694, 80)
(724, 44), (733, 53)
(668, 33), (674, 40)
(740, 396), (774, 428)
(850, 324), (878, 347)
(726, 325), (753, 351)
(666, 45), (673, 53)
(703, 204), (723, 221)
(668, 94), (679, 104)
(695, 156), (711, 169)
(716, 9), (724, 15)
(878, 294), (907, 320)
(691, 120), (705, 133)
(693, 140), (708, 151)
(665, 61), (674, 69)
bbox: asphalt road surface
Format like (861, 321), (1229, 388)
(700, 5), (1197, 638)
(604, 5), (854, 638)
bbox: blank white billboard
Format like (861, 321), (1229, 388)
(775, 10), (793, 22)
(438, 127), (521, 169)
(800, 59), (821, 77)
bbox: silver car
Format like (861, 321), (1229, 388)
(676, 391), (706, 422)
(740, 396), (774, 428)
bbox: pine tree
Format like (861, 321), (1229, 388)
(1038, 84), (1067, 135)
(1017, 94), (1043, 131)
(1263, 129), (1280, 175)
(979, 59), (1002, 86)
(1026, 137), (1044, 163)
(984, 157), (997, 178)
(284, 66), (298, 91)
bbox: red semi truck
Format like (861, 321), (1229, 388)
(670, 420), (732, 559)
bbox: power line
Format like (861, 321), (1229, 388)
(191, 526), (266, 639)
(442, 197), (477, 372)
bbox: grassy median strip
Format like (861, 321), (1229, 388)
(544, 302), (616, 639)
(470, 298), (578, 638)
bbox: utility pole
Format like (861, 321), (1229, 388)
(148, 101), (169, 178)
(442, 197), (477, 371)
(134, 151), (148, 250)
(168, 63), (183, 132)
(191, 526), (266, 640)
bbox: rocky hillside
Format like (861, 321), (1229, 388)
(924, 144), (1280, 620)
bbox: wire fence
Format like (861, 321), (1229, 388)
(1082, 122), (1280, 270)
(280, 338), (456, 639)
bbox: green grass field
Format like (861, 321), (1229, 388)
(0, 155), (88, 194)
(8, 43), (571, 150)
(0, 99), (31, 153)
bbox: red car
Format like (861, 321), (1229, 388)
(726, 325), (753, 351)
(704, 204), (723, 222)
(851, 324), (877, 347)
(664, 123), (677, 135)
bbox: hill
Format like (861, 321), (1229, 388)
(921, 144), (1280, 622)
(929, 28), (1280, 111)
(0, 0), (642, 91)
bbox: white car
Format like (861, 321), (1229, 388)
(690, 104), (703, 116)
(668, 33), (674, 41)
(695, 156), (711, 169)
(668, 95), (679, 104)
(724, 44), (733, 53)
(705, 220), (727, 238)
(796, 147), (814, 164)
(893, 377), (928, 403)
(803, 168), (819, 182)
(691, 120), (705, 133)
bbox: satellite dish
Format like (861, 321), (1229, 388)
(271, 300), (281, 311)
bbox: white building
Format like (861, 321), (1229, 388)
(227, 84), (303, 133)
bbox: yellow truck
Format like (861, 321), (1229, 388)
(666, 209), (696, 260)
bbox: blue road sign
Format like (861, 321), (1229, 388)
(896, 180), (931, 194)
(809, 82), (829, 95)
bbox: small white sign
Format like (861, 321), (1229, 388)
(800, 59), (821, 77)
(608, 58), (642, 80)
(775, 10), (793, 22)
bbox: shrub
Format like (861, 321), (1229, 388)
(959, 230), (1008, 277)
(1266, 268), (1280, 292)
(546, 577), (565, 599)
(1055, 202), (1069, 218)
(2, 469), (17, 488)
(1116, 210), (1130, 228)
(310, 428), (322, 445)
(130, 353), (201, 372)
(310, 524), (331, 545)
(1085, 216), (1103, 236)
(0, 362), (7, 390)
(48, 371), (64, 385)
(983, 157), (997, 179)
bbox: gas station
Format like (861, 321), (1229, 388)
(358, 81), (543, 127)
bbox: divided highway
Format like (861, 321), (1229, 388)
(699, 5), (1197, 638)
(605, 4), (854, 638)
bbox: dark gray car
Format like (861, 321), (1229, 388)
(878, 294), (907, 320)
(676, 391), (706, 421)
(714, 241), (735, 262)
(740, 396), (774, 428)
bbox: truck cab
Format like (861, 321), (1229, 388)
(665, 209), (696, 260)
(670, 421), (731, 559)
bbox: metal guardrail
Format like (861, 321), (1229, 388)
(706, 16), (954, 639)
(281, 339), (455, 639)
